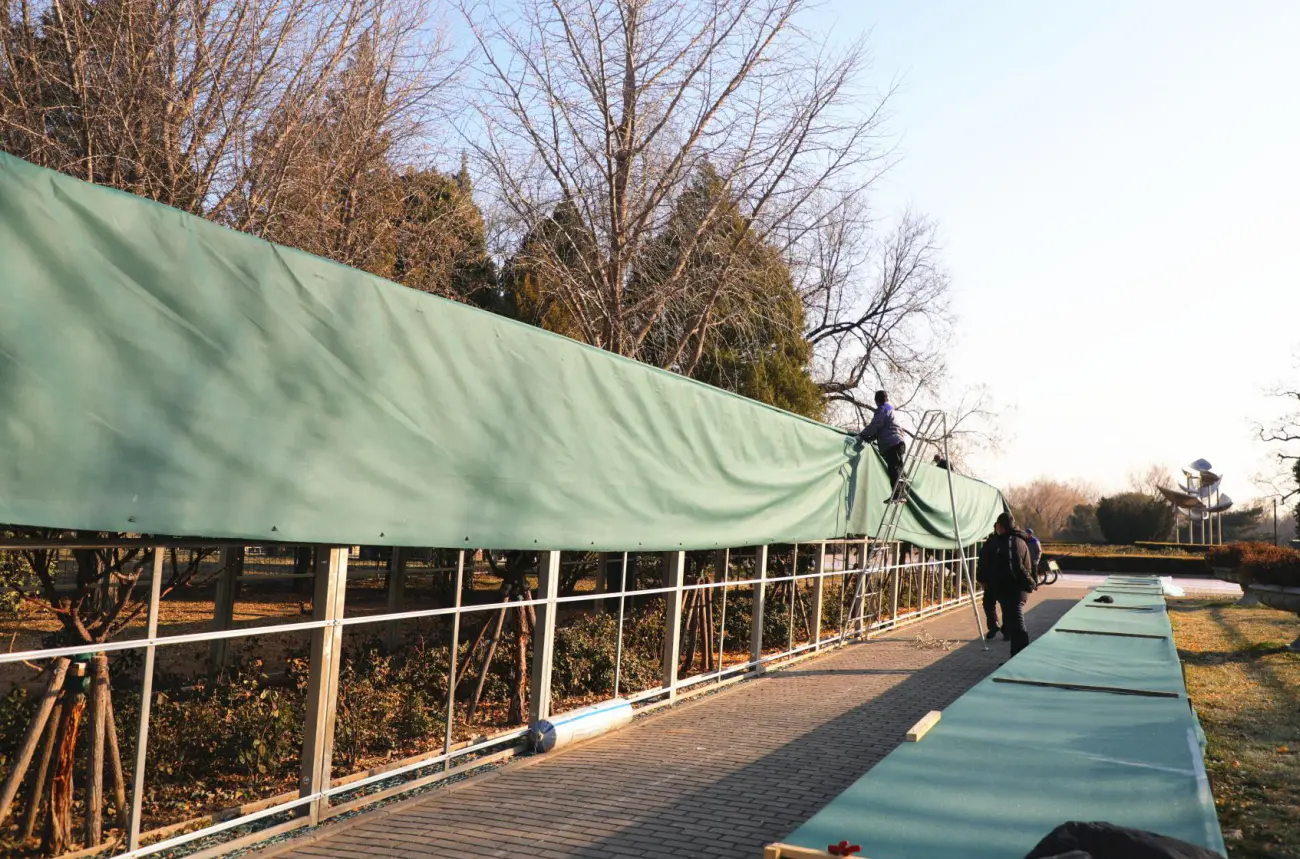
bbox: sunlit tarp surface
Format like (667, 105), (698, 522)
(0, 153), (1003, 550)
(779, 577), (1225, 859)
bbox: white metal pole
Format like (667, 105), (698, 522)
(660, 551), (687, 697)
(749, 546), (769, 667)
(614, 553), (628, 697)
(714, 549), (729, 681)
(443, 550), (464, 772)
(128, 548), (165, 851)
(941, 416), (988, 650)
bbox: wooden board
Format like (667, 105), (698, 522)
(905, 710), (941, 742)
(763, 844), (843, 859)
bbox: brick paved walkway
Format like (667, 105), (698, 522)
(259, 590), (1083, 859)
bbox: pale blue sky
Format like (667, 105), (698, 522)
(810, 1), (1300, 498)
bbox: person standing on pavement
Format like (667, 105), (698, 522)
(856, 390), (908, 501)
(1025, 527), (1044, 580)
(987, 512), (1036, 656)
(977, 530), (1001, 640)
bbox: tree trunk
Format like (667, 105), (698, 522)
(508, 604), (528, 725)
(45, 689), (86, 855)
(293, 546), (313, 595)
(85, 656), (108, 846)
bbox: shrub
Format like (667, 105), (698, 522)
(1049, 553), (1210, 576)
(1207, 543), (1246, 570)
(552, 604), (664, 700)
(1096, 493), (1175, 544)
(1239, 543), (1300, 588)
(1204, 542), (1300, 587)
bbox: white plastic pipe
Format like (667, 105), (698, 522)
(530, 698), (634, 753)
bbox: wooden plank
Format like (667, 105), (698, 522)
(905, 710), (941, 742)
(762, 843), (844, 859)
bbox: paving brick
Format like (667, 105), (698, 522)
(254, 592), (1081, 859)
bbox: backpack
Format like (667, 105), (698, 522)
(1006, 533), (1037, 593)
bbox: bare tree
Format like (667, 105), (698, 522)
(1127, 464), (1177, 499)
(1, 2), (458, 852)
(1004, 479), (1099, 539)
(0, 0), (456, 271)
(802, 205), (950, 412)
(463, 0), (891, 368)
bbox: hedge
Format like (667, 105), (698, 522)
(1048, 553), (1212, 576)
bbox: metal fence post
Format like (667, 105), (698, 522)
(660, 551), (686, 697)
(384, 547), (406, 651)
(810, 543), (826, 649)
(299, 547), (348, 825)
(890, 544), (900, 628)
(529, 550), (561, 724)
(749, 545), (769, 668)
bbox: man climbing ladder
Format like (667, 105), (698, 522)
(856, 390), (907, 501)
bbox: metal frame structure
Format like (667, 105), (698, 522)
(0, 533), (982, 859)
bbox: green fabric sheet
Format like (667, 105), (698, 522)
(846, 446), (1008, 547)
(782, 702), (1222, 859)
(0, 153), (1004, 550)
(1054, 603), (1173, 638)
(992, 629), (1187, 697)
(779, 587), (1225, 859)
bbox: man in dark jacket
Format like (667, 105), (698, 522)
(985, 511), (1036, 656)
(976, 531), (1001, 640)
(857, 390), (907, 501)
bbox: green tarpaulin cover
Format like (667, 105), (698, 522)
(778, 585), (1225, 859)
(992, 629), (1188, 697)
(0, 153), (1004, 550)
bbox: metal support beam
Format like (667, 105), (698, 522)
(713, 549), (730, 673)
(127, 549), (164, 851)
(810, 544), (826, 649)
(660, 551), (687, 697)
(384, 548), (407, 651)
(750, 545), (769, 667)
(889, 545), (900, 627)
(528, 551), (561, 724)
(209, 546), (244, 670)
(299, 547), (348, 825)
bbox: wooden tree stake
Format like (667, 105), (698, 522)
(0, 656), (70, 825)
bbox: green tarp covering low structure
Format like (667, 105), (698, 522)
(0, 153), (1004, 550)
(778, 577), (1226, 859)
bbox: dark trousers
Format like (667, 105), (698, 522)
(883, 442), (906, 494)
(981, 588), (999, 632)
(998, 591), (1030, 656)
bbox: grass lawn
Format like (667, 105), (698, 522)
(1170, 600), (1300, 858)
